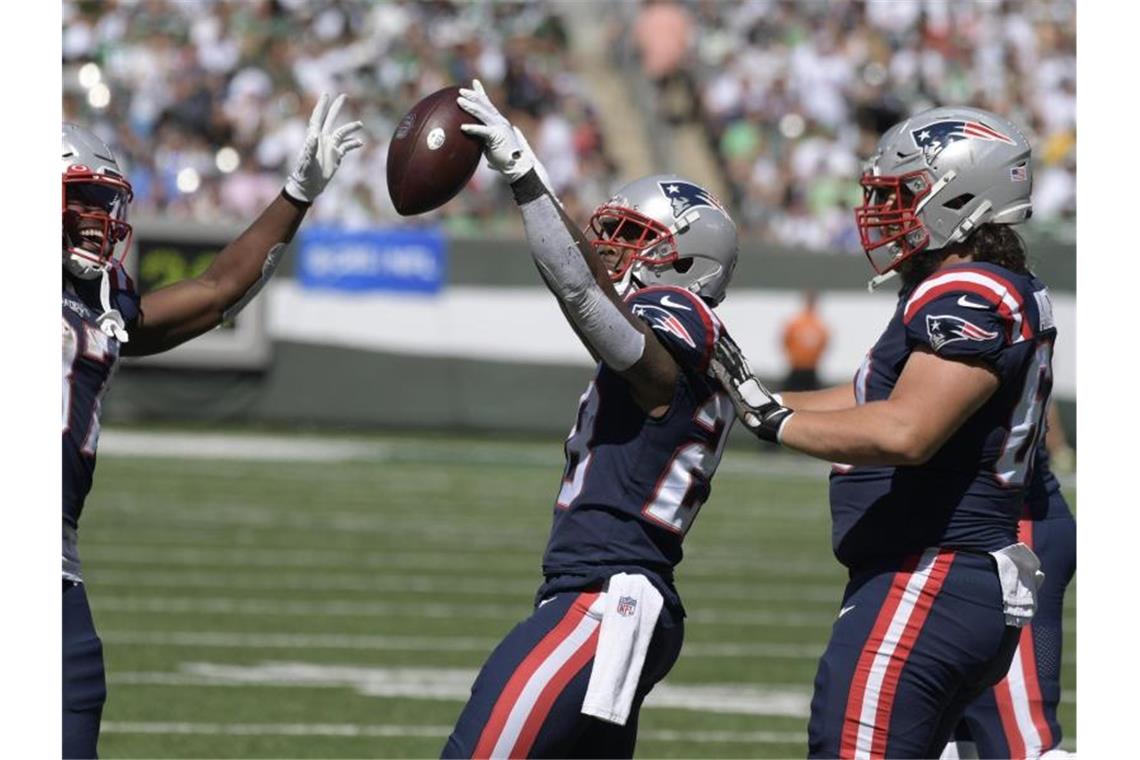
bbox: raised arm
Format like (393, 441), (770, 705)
(123, 93), (363, 357)
(457, 82), (679, 415)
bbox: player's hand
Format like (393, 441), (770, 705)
(284, 92), (365, 204)
(457, 80), (536, 184)
(709, 334), (794, 444)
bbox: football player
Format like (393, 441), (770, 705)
(62, 95), (362, 758)
(441, 81), (739, 758)
(942, 443), (1076, 759)
(711, 107), (1059, 758)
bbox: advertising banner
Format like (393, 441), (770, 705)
(297, 227), (447, 294)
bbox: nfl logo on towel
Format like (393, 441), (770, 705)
(617, 596), (637, 617)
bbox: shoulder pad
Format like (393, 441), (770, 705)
(903, 266), (1033, 344)
(628, 286), (722, 370)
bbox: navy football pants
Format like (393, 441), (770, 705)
(952, 504), (1076, 758)
(442, 588), (683, 758)
(808, 549), (1020, 759)
(63, 579), (106, 759)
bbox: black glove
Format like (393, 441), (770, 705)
(709, 333), (795, 444)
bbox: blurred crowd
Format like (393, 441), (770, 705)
(63, 0), (1076, 250)
(62, 0), (619, 235)
(626, 0), (1076, 251)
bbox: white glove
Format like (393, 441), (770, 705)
(284, 92), (365, 204)
(457, 80), (540, 184)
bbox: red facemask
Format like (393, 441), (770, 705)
(62, 165), (133, 271)
(853, 169), (934, 275)
(586, 204), (678, 282)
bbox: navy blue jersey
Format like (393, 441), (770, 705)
(829, 263), (1057, 570)
(1025, 447), (1071, 522)
(539, 286), (736, 612)
(62, 266), (139, 579)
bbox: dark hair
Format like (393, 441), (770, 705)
(898, 222), (1030, 288)
(952, 223), (1029, 274)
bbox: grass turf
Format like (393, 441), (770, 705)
(81, 429), (1075, 758)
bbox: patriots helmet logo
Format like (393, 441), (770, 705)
(926, 314), (999, 352)
(631, 303), (696, 348)
(911, 120), (1016, 164)
(658, 180), (725, 220)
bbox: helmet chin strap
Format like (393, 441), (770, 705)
(867, 269), (899, 292)
(948, 199), (994, 244)
(913, 169), (957, 215)
(623, 208), (703, 297)
(613, 261), (637, 297)
(96, 265), (129, 342)
(865, 170), (959, 293)
(63, 237), (130, 341)
(667, 209), (701, 236)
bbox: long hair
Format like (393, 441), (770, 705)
(957, 223), (1029, 274)
(899, 223), (1030, 287)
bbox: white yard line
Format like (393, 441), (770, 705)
(100, 630), (828, 659)
(99, 431), (396, 462)
(95, 428), (1076, 489)
(96, 429), (835, 479)
(101, 720), (808, 745)
(106, 661), (812, 718)
(94, 595), (838, 628)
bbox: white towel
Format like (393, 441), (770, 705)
(580, 573), (664, 726)
(988, 542), (1045, 627)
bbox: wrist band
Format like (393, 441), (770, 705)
(775, 411), (794, 446)
(281, 188), (312, 209)
(510, 169), (547, 205)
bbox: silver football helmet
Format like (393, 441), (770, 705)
(588, 174), (738, 305)
(62, 122), (133, 279)
(854, 106), (1033, 275)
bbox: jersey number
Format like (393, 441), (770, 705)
(556, 380), (734, 537)
(994, 339), (1054, 487)
(556, 380), (600, 508)
(641, 393), (735, 535)
(63, 320), (116, 456)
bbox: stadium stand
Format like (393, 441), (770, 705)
(62, 0), (619, 234)
(671, 0), (1077, 248)
(63, 0), (1075, 251)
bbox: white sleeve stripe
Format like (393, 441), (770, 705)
(904, 270), (1025, 342)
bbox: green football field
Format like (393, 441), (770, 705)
(82, 427), (1076, 758)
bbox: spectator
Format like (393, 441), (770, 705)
(62, 0), (619, 233)
(781, 290), (830, 392)
(615, 0), (1077, 248)
(633, 0), (698, 124)
(65, 0), (1076, 251)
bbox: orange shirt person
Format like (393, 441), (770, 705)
(782, 291), (830, 391)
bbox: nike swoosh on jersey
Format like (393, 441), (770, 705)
(659, 294), (692, 311)
(838, 604), (856, 618)
(956, 295), (991, 309)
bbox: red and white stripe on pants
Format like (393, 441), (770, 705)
(473, 592), (603, 759)
(840, 548), (956, 760)
(993, 512), (1053, 757)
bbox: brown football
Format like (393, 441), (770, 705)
(387, 85), (483, 216)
